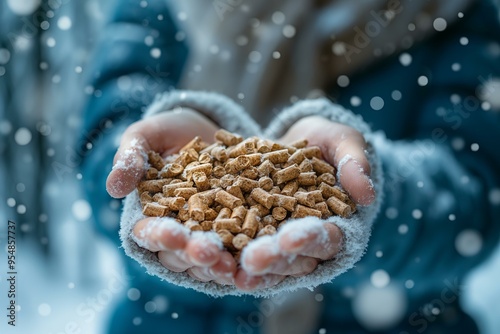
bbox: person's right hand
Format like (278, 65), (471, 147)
(106, 108), (237, 285)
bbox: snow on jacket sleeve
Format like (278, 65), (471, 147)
(81, 0), (187, 243)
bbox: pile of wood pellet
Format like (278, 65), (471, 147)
(138, 129), (356, 260)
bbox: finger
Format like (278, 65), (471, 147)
(187, 267), (213, 282)
(234, 270), (285, 291)
(210, 251), (237, 284)
(106, 126), (150, 198)
(240, 236), (281, 275)
(332, 135), (375, 206)
(186, 251), (237, 285)
(278, 220), (343, 260)
(251, 254), (319, 276)
(132, 218), (190, 252)
(158, 250), (192, 272)
(185, 231), (223, 267)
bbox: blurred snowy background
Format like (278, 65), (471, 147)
(0, 0), (499, 333)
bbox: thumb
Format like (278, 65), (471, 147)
(106, 132), (149, 198)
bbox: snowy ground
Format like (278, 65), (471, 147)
(0, 237), (125, 334)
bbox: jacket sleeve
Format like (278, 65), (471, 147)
(80, 0), (187, 243)
(271, 0), (500, 299)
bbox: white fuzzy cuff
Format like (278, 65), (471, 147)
(120, 96), (383, 297)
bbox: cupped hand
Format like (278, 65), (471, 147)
(234, 116), (375, 291)
(107, 108), (236, 284)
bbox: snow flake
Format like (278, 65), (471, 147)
(451, 137), (465, 151)
(144, 37), (153, 49)
(248, 51), (262, 63)
(0, 48), (11, 65)
(337, 75), (350, 88)
(417, 75), (428, 86)
(0, 121), (12, 135)
(171, 312), (179, 319)
(144, 301), (157, 313)
(272, 11), (285, 25)
(282, 25), (296, 38)
(7, 0), (40, 16)
(177, 12), (187, 21)
(459, 37), (469, 46)
(450, 94), (461, 104)
(370, 96), (384, 110)
(46, 37), (56, 48)
(448, 214), (456, 221)
(15, 127), (32, 145)
(17, 204), (26, 214)
(14, 36), (31, 51)
(133, 317), (142, 325)
(72, 199), (92, 221)
(398, 224), (408, 234)
(150, 48), (161, 59)
(352, 284), (406, 330)
(371, 269), (390, 288)
(236, 35), (249, 46)
(405, 280), (414, 289)
(412, 209), (422, 219)
(40, 21), (50, 30)
(7, 198), (16, 207)
(489, 189), (500, 205)
(175, 31), (186, 42)
(375, 251), (383, 258)
(272, 51), (281, 59)
(385, 207), (398, 219)
(451, 63), (461, 72)
(391, 90), (402, 101)
(16, 183), (25, 192)
(315, 293), (324, 302)
(399, 53), (412, 66)
(482, 101), (491, 111)
(433, 18), (447, 32)
(152, 295), (169, 313)
(478, 78), (500, 110)
(408, 23), (416, 31)
(117, 76), (132, 91)
(455, 229), (482, 256)
(209, 45), (219, 54)
(57, 16), (72, 30)
(68, 282), (75, 289)
(470, 143), (479, 151)
(38, 303), (51, 316)
(350, 96), (361, 107)
(319, 329), (327, 334)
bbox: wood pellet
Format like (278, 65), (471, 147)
(137, 129), (356, 261)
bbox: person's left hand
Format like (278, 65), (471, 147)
(234, 116), (375, 290)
